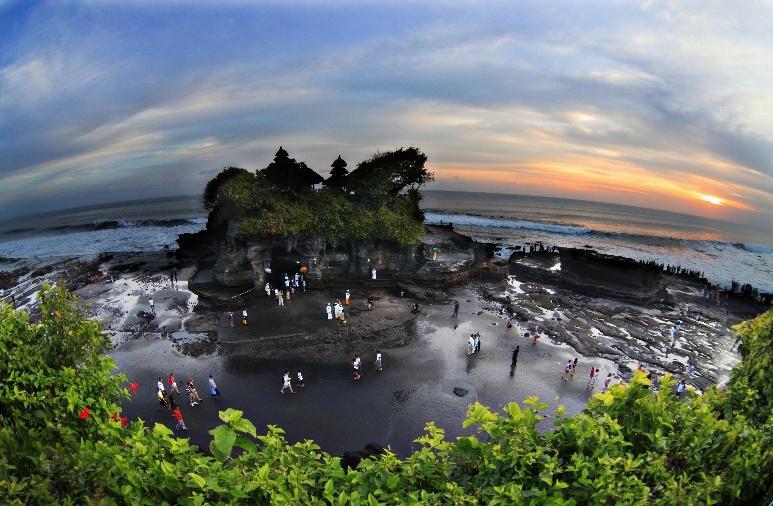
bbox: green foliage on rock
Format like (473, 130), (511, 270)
(208, 147), (431, 247)
(1, 287), (771, 504)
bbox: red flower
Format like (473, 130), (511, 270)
(79, 407), (90, 419)
(120, 417), (128, 427)
(128, 382), (139, 395)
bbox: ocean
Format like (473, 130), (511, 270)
(0, 191), (771, 292)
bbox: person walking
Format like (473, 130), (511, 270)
(452, 300), (459, 318)
(157, 389), (169, 409)
(149, 297), (155, 314)
(371, 267), (377, 280)
(509, 345), (520, 376)
(603, 373), (613, 392)
(571, 358), (578, 377)
(168, 372), (180, 395)
(172, 405), (187, 431)
(587, 367), (599, 388)
(242, 309), (248, 326)
(474, 333), (481, 353)
(296, 370), (305, 389)
(345, 289), (351, 305)
(265, 282), (271, 297)
(562, 360), (572, 382)
(281, 371), (294, 394)
(208, 374), (220, 398)
(157, 377), (165, 393)
(367, 294), (374, 311)
(326, 303), (333, 320)
(375, 351), (383, 372)
(185, 378), (200, 406)
(506, 319), (513, 333)
(467, 335), (475, 355)
(353, 355), (362, 380)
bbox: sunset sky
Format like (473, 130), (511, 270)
(1, 1), (771, 230)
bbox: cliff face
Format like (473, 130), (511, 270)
(178, 214), (498, 302)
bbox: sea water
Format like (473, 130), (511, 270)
(1, 191), (771, 292)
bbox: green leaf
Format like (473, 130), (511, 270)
(231, 417), (257, 437)
(218, 408), (244, 424)
(188, 473), (206, 489)
(210, 425), (237, 459)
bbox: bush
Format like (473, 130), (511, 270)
(1, 287), (770, 504)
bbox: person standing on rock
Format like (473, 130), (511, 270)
(345, 289), (351, 305)
(571, 358), (578, 377)
(603, 373), (613, 392)
(242, 309), (248, 326)
(506, 319), (513, 333)
(326, 303), (333, 320)
(474, 333), (481, 353)
(467, 335), (475, 355)
(281, 371), (294, 394)
(208, 374), (220, 398)
(676, 379), (686, 397)
(375, 351), (383, 372)
(149, 297), (155, 314)
(562, 360), (572, 382)
(265, 282), (271, 297)
(510, 346), (520, 376)
(371, 267), (377, 280)
(452, 300), (459, 318)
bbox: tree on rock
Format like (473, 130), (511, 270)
(260, 146), (324, 194)
(347, 147), (433, 199)
(324, 155), (349, 189)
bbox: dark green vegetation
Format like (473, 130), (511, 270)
(1, 286), (771, 504)
(203, 147), (431, 247)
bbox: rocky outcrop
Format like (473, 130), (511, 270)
(509, 248), (670, 305)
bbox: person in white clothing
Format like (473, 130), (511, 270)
(375, 351), (383, 371)
(149, 298), (155, 314)
(371, 267), (377, 280)
(326, 303), (333, 320)
(296, 370), (305, 389)
(281, 371), (294, 394)
(265, 282), (271, 297)
(157, 378), (165, 392)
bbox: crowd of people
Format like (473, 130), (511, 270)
(156, 373), (221, 432)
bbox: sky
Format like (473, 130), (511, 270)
(1, 0), (772, 231)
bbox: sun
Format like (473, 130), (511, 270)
(696, 193), (724, 206)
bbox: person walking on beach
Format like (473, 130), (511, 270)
(571, 358), (578, 377)
(157, 377), (165, 393)
(172, 405), (187, 431)
(185, 378), (201, 406)
(474, 332), (481, 353)
(326, 303), (333, 320)
(375, 351), (383, 372)
(510, 345), (520, 376)
(603, 373), (613, 392)
(149, 297), (155, 314)
(296, 370), (305, 389)
(208, 374), (220, 398)
(157, 389), (169, 409)
(467, 335), (475, 355)
(562, 360), (572, 382)
(452, 300), (459, 318)
(587, 367), (599, 388)
(353, 355), (362, 380)
(168, 372), (180, 395)
(281, 371), (294, 394)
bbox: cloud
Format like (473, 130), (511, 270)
(0, 0), (771, 230)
